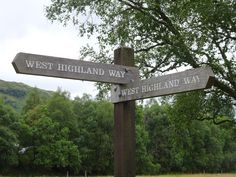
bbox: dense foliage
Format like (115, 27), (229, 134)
(0, 89), (235, 175)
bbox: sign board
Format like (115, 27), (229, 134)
(12, 52), (139, 84)
(111, 67), (214, 103)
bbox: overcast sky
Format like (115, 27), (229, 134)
(0, 0), (98, 98)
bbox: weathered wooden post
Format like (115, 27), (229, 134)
(114, 47), (136, 177)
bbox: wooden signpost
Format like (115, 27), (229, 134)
(12, 47), (214, 177)
(111, 67), (214, 103)
(12, 52), (139, 84)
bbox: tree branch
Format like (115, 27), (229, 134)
(212, 35), (236, 91)
(197, 116), (236, 125)
(214, 78), (236, 100)
(135, 43), (166, 53)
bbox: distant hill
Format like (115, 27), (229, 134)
(0, 79), (52, 112)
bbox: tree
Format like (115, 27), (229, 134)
(168, 94), (229, 173)
(142, 96), (236, 173)
(0, 101), (19, 170)
(171, 91), (235, 124)
(72, 95), (114, 175)
(32, 116), (80, 173)
(136, 105), (160, 175)
(143, 102), (172, 173)
(20, 101), (81, 174)
(221, 123), (236, 172)
(46, 90), (78, 139)
(46, 0), (236, 101)
(22, 88), (42, 113)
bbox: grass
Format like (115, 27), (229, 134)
(1, 174), (236, 177)
(92, 175), (236, 177)
(150, 174), (236, 177)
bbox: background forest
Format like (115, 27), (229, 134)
(0, 80), (235, 175)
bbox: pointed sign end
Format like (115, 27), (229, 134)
(205, 67), (215, 89)
(206, 76), (215, 89)
(12, 53), (20, 73)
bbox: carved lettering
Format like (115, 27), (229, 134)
(121, 87), (139, 96)
(25, 60), (34, 68)
(183, 75), (200, 84)
(120, 71), (125, 78)
(109, 70), (126, 78)
(113, 75), (204, 102)
(57, 64), (105, 76)
(141, 79), (180, 93)
(26, 60), (132, 78)
(25, 60), (53, 70)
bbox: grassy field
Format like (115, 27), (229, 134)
(1, 174), (236, 177)
(87, 173), (236, 177)
(93, 175), (236, 177)
(150, 174), (236, 177)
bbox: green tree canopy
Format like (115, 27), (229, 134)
(19, 90), (81, 174)
(22, 88), (42, 114)
(72, 95), (114, 175)
(0, 101), (19, 169)
(46, 0), (236, 101)
(47, 90), (78, 139)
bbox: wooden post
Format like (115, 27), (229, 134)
(114, 47), (136, 177)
